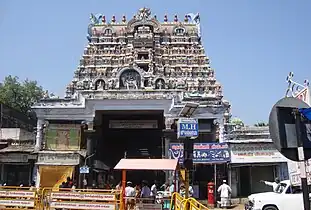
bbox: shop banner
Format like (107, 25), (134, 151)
(193, 143), (230, 163)
(168, 143), (230, 164)
(230, 143), (287, 164)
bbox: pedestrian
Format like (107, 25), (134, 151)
(260, 177), (281, 192)
(169, 180), (175, 195)
(125, 181), (136, 210)
(141, 180), (151, 203)
(65, 177), (73, 188)
(217, 180), (231, 209)
(150, 180), (158, 203)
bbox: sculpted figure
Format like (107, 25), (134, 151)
(120, 70), (141, 90)
(95, 80), (105, 90)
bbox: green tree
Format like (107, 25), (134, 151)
(0, 75), (44, 115)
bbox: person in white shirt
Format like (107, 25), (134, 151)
(125, 181), (136, 197)
(188, 185), (194, 197)
(125, 181), (136, 209)
(260, 177), (281, 192)
(150, 180), (158, 203)
(217, 180), (232, 208)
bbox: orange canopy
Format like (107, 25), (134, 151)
(114, 158), (178, 171)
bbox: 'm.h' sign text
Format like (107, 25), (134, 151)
(177, 118), (199, 139)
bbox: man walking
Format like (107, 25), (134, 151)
(217, 180), (232, 209)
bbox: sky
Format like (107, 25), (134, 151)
(0, 0), (310, 125)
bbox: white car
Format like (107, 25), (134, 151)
(245, 180), (307, 210)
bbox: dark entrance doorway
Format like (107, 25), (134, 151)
(95, 110), (165, 186)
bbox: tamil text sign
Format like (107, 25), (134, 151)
(49, 202), (115, 210)
(230, 143), (287, 163)
(169, 143), (184, 163)
(51, 192), (115, 201)
(169, 143), (230, 163)
(193, 143), (230, 163)
(177, 118), (198, 139)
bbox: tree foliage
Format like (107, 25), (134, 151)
(0, 75), (44, 115)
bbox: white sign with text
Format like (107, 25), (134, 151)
(230, 143), (287, 164)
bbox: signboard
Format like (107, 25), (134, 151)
(169, 143), (230, 163)
(37, 153), (80, 165)
(193, 143), (230, 163)
(45, 124), (81, 151)
(109, 120), (158, 129)
(169, 143), (184, 163)
(177, 118), (198, 139)
(50, 192), (115, 201)
(50, 202), (115, 210)
(0, 191), (35, 198)
(230, 143), (287, 164)
(79, 166), (89, 174)
(0, 200), (34, 207)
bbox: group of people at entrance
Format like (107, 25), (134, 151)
(122, 179), (195, 209)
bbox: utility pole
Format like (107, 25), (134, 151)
(294, 109), (310, 210)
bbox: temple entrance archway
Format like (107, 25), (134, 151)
(94, 110), (165, 186)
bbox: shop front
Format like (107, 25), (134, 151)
(228, 142), (289, 197)
(0, 152), (37, 186)
(169, 142), (231, 199)
(35, 152), (81, 189)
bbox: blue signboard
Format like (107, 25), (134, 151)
(168, 143), (230, 164)
(177, 118), (199, 139)
(79, 166), (89, 174)
(193, 143), (230, 163)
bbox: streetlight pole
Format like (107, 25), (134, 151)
(83, 153), (95, 181)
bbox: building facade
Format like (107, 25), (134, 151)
(32, 8), (230, 189)
(226, 126), (289, 197)
(0, 103), (37, 186)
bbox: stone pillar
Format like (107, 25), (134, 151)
(83, 119), (95, 187)
(35, 119), (44, 151)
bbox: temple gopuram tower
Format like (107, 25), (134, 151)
(32, 8), (231, 188)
